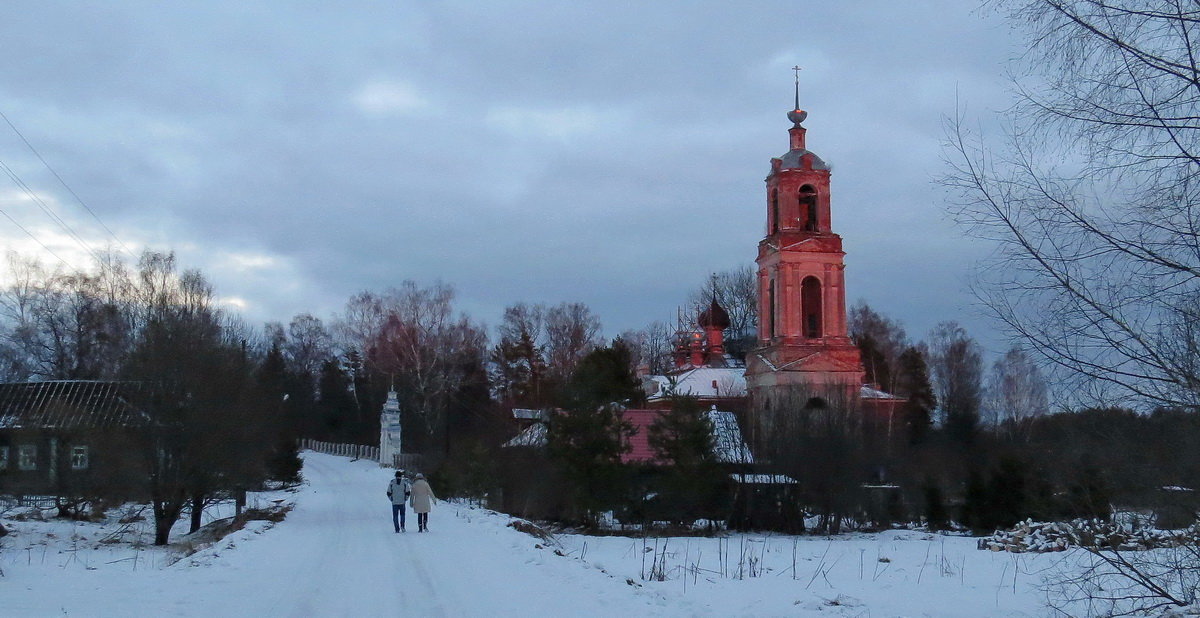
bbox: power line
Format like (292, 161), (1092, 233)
(0, 156), (104, 265)
(0, 109), (135, 257)
(0, 203), (75, 269)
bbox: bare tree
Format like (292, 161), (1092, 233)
(927, 321), (984, 443)
(986, 346), (1050, 436)
(686, 266), (757, 356)
(285, 313), (332, 378)
(345, 282), (487, 450)
(1047, 540), (1200, 617)
(620, 319), (675, 376)
(944, 0), (1200, 408)
(544, 302), (602, 382)
(0, 251), (133, 380)
(848, 301), (909, 392)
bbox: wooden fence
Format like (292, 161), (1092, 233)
(299, 439), (379, 462)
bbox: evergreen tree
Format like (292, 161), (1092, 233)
(987, 456), (1028, 529)
(490, 326), (548, 407)
(962, 468), (989, 532)
(546, 403), (635, 525)
(895, 346), (936, 445)
(855, 333), (892, 391)
(923, 481), (948, 530)
(562, 339), (644, 409)
(317, 358), (358, 441)
(647, 397), (729, 526)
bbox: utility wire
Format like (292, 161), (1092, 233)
(0, 108), (135, 257)
(0, 156), (104, 265)
(0, 203), (74, 269)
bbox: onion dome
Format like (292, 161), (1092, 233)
(697, 298), (731, 331)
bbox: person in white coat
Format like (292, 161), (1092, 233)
(409, 473), (437, 532)
(386, 470), (411, 533)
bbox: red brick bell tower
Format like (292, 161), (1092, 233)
(745, 76), (865, 395)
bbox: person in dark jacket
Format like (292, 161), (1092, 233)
(386, 470), (411, 532)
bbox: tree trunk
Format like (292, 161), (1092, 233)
(153, 499), (184, 546)
(189, 493), (204, 533)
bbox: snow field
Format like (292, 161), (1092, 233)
(2, 452), (1094, 616)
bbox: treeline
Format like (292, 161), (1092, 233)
(760, 302), (1200, 534)
(0, 250), (725, 536)
(0, 251), (302, 544)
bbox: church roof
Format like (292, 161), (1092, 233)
(644, 367), (747, 401)
(777, 148), (829, 171)
(697, 298), (731, 330)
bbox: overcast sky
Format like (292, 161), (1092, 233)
(0, 1), (1019, 351)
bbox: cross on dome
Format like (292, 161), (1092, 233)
(787, 65), (808, 126)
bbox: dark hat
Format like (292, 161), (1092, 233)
(395, 470), (404, 477)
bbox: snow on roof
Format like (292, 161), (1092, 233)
(511, 408), (546, 421)
(730, 473), (797, 484)
(503, 422), (547, 448)
(0, 381), (147, 430)
(708, 409), (754, 464)
(645, 367), (747, 401)
(860, 384), (903, 400)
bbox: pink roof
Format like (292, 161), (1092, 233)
(621, 409), (665, 464)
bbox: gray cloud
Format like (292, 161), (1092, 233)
(0, 1), (1016, 350)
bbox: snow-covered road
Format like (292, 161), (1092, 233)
(4, 452), (690, 617)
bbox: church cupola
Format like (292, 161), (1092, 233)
(698, 297), (730, 358)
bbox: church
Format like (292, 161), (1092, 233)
(645, 81), (902, 415)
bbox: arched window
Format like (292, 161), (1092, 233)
(799, 185), (818, 231)
(801, 276), (822, 338)
(771, 189), (779, 233)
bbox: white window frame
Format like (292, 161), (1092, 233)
(18, 444), (36, 471)
(70, 445), (89, 470)
(0, 445), (8, 470)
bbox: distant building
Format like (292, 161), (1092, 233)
(641, 298), (748, 411)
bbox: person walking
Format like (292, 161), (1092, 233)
(409, 473), (437, 532)
(386, 470), (411, 533)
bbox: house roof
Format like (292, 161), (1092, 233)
(500, 407), (755, 467)
(503, 422), (546, 448)
(511, 408), (547, 421)
(0, 381), (146, 430)
(730, 473), (797, 484)
(860, 385), (904, 401)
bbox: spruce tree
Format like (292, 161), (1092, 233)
(895, 346), (936, 445)
(647, 396), (728, 526)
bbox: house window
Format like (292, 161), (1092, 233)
(0, 446), (8, 470)
(71, 445), (89, 470)
(18, 444), (37, 470)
